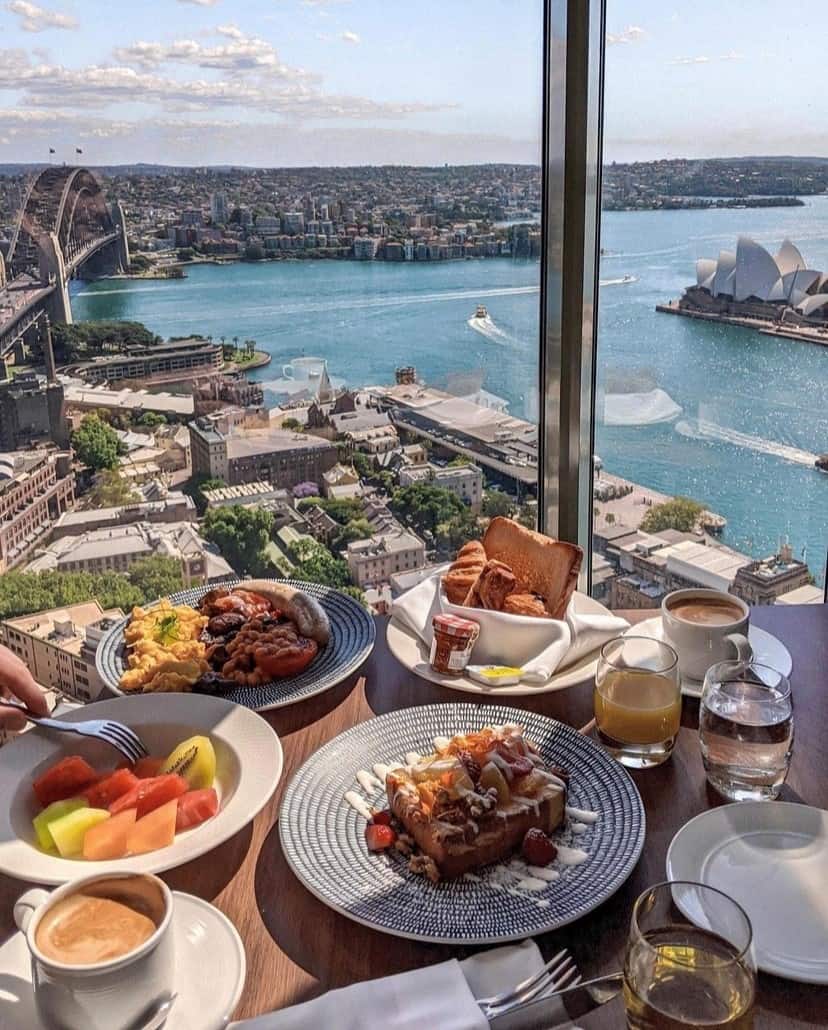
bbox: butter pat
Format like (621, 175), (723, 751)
(466, 665), (524, 687)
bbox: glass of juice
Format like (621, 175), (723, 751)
(624, 881), (756, 1029)
(594, 636), (681, 767)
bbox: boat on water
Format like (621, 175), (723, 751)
(816, 454), (828, 473)
(473, 304), (488, 319)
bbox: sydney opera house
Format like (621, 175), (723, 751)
(676, 236), (828, 326)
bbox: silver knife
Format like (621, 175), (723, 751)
(488, 972), (623, 1029)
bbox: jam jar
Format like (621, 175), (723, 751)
(430, 613), (480, 676)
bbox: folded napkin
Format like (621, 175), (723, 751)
(230, 940), (572, 1030)
(391, 569), (629, 683)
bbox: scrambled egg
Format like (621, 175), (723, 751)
(120, 601), (208, 693)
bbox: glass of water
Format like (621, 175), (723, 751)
(699, 660), (793, 801)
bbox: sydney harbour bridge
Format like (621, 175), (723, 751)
(0, 166), (129, 362)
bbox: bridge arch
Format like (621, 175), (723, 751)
(7, 166), (121, 280)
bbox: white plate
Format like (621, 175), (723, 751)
(666, 802), (828, 983)
(0, 694), (282, 885)
(0, 891), (246, 1029)
(623, 617), (793, 698)
(386, 591), (615, 695)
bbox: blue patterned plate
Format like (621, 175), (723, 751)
(95, 578), (375, 712)
(280, 703), (645, 943)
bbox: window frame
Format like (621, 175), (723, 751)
(538, 0), (606, 594)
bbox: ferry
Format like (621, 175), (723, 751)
(473, 304), (488, 319)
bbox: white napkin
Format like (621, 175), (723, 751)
(230, 940), (572, 1030)
(391, 570), (629, 684)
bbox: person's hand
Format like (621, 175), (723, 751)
(0, 643), (49, 731)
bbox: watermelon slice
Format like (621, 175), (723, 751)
(132, 757), (165, 779)
(83, 808), (138, 860)
(83, 768), (139, 809)
(33, 756), (97, 808)
(109, 774), (188, 819)
(175, 788), (219, 832)
(126, 799), (178, 855)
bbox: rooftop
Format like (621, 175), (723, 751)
(347, 529), (424, 558)
(2, 601), (125, 657)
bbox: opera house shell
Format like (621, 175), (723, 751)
(690, 237), (828, 319)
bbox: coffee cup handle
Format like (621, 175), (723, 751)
(14, 888), (49, 934)
(725, 633), (753, 663)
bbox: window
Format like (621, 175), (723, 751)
(592, 2), (827, 608)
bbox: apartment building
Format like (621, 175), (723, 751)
(189, 419), (337, 490)
(0, 450), (75, 572)
(398, 461), (483, 512)
(51, 491), (196, 539)
(71, 338), (222, 384)
(26, 522), (233, 585)
(346, 529), (426, 588)
(0, 601), (124, 703)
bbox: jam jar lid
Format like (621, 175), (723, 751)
(432, 613), (479, 637)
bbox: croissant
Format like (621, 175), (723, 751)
(442, 540), (485, 605)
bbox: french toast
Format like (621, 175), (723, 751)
(386, 725), (567, 880)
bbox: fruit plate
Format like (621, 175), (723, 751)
(96, 579), (376, 712)
(279, 702), (645, 944)
(0, 694), (282, 885)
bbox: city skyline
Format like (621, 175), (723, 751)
(0, 0), (826, 167)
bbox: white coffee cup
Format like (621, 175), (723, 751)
(13, 872), (174, 1030)
(661, 588), (753, 682)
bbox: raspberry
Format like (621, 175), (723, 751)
(521, 827), (557, 866)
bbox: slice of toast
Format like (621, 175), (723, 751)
(386, 726), (567, 880)
(482, 517), (583, 620)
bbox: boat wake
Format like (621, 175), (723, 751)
(601, 388), (682, 426)
(599, 275), (639, 287)
(674, 418), (819, 467)
(467, 313), (514, 344)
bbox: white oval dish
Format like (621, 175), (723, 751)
(0, 694), (282, 885)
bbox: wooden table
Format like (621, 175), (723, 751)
(2, 604), (826, 1028)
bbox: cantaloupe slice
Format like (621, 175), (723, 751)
(126, 799), (178, 856)
(49, 807), (110, 857)
(83, 808), (138, 861)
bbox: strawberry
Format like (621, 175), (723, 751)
(365, 823), (396, 852)
(370, 809), (393, 826)
(522, 827), (557, 866)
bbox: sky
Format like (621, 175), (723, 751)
(0, 0), (821, 167)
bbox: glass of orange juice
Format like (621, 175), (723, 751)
(594, 636), (681, 768)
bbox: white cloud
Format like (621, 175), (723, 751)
(606, 26), (645, 46)
(670, 50), (743, 66)
(6, 1), (78, 32)
(301, 0), (351, 6)
(177, 0), (219, 6)
(215, 24), (243, 40)
(0, 48), (453, 121)
(341, 30), (360, 45)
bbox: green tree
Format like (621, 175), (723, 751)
(86, 469), (140, 508)
(331, 517), (372, 553)
(139, 411), (167, 428)
(127, 556), (184, 600)
(182, 474), (226, 515)
(640, 496), (704, 534)
(51, 320), (157, 363)
(297, 496), (363, 525)
(72, 414), (122, 471)
(244, 243), (265, 261)
(390, 483), (466, 538)
(436, 507), (480, 554)
(291, 539), (352, 589)
(177, 248), (195, 262)
(482, 489), (514, 519)
(281, 417), (304, 432)
(202, 506), (275, 576)
(517, 501), (537, 530)
(0, 571), (145, 620)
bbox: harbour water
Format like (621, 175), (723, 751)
(72, 198), (828, 582)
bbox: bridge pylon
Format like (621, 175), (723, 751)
(38, 232), (72, 325)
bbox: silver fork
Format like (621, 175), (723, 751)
(1, 699), (148, 764)
(478, 948), (581, 1018)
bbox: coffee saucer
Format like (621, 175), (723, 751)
(622, 617), (793, 698)
(0, 892), (245, 1029)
